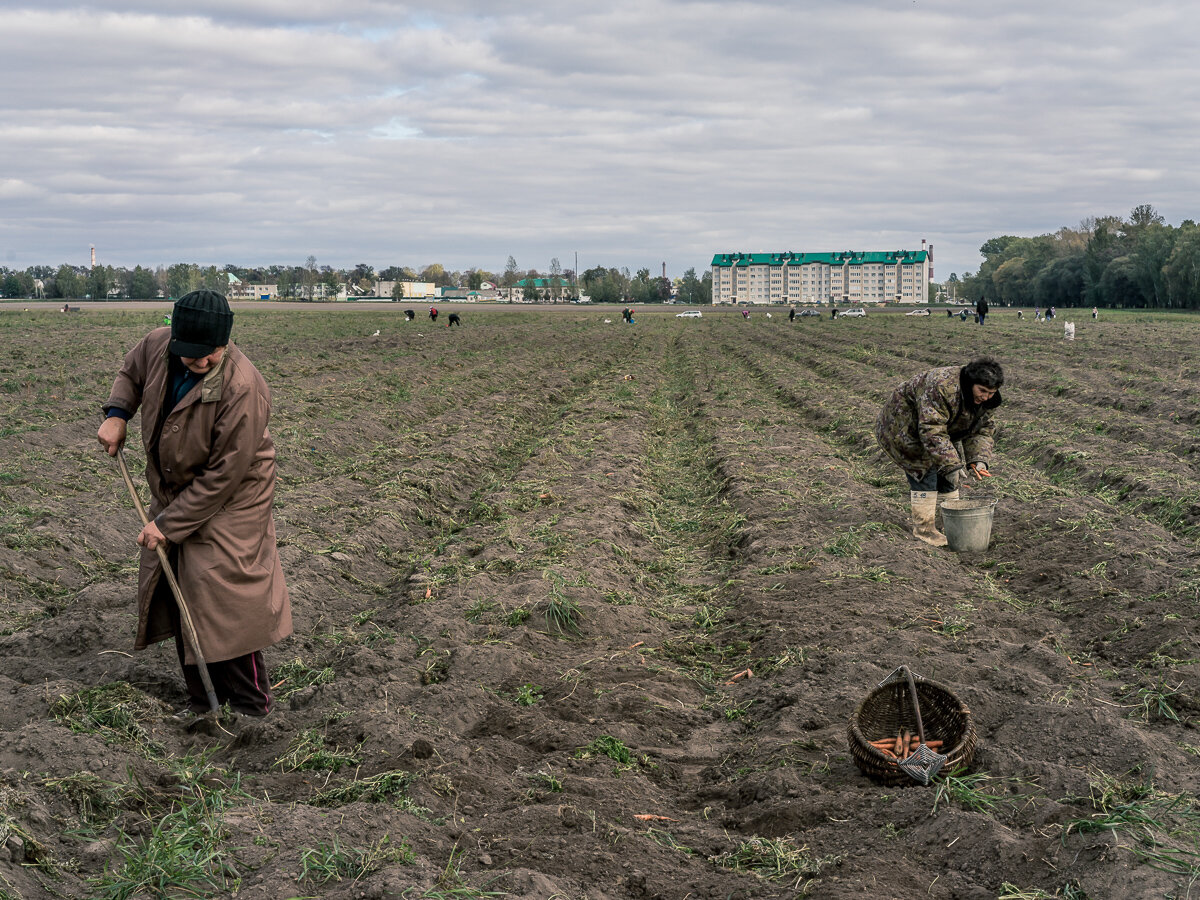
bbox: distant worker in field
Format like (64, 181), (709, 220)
(405, 309), (415, 322)
(831, 307), (838, 319)
(875, 356), (1004, 547)
(429, 306), (438, 322)
(976, 297), (988, 326)
(447, 313), (461, 327)
(96, 289), (292, 718)
(1092, 306), (1098, 320)
(789, 307), (796, 322)
(1017, 310), (1024, 319)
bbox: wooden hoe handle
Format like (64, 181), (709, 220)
(115, 448), (220, 714)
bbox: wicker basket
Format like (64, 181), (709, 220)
(847, 668), (976, 785)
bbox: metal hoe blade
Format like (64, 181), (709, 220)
(898, 742), (945, 785)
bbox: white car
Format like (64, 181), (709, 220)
(675, 310), (702, 318)
(905, 308), (931, 316)
(840, 308), (866, 318)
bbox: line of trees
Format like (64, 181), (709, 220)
(1, 256), (714, 303)
(953, 205), (1200, 309)
(579, 265), (711, 304)
(0, 263), (194, 301)
(0, 260), (480, 302)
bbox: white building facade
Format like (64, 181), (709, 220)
(711, 241), (933, 306)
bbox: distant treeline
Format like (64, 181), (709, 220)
(580, 266), (711, 304)
(0, 260), (496, 301)
(0, 257), (713, 304)
(953, 204), (1200, 309)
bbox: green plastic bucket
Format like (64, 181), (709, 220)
(941, 499), (997, 552)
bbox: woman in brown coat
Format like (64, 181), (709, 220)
(97, 289), (291, 717)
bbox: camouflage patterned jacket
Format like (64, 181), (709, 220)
(874, 366), (1002, 478)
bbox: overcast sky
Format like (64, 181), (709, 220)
(2, 1), (1196, 280)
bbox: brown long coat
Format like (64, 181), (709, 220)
(105, 327), (291, 663)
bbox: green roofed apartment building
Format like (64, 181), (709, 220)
(508, 276), (574, 302)
(711, 240), (933, 306)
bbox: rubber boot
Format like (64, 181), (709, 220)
(910, 491), (947, 547)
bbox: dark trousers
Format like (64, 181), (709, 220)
(163, 588), (274, 717)
(905, 468), (957, 493)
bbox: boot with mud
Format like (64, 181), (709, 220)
(910, 491), (947, 547)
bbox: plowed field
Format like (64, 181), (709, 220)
(1, 304), (1199, 900)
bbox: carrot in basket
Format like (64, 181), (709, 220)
(910, 740), (944, 751)
(894, 733), (904, 755)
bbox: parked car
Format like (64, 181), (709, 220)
(675, 310), (702, 318)
(905, 308), (931, 316)
(798, 308), (820, 317)
(840, 308), (867, 318)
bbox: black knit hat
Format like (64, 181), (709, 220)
(170, 289), (233, 357)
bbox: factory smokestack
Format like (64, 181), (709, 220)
(90, 246), (96, 269)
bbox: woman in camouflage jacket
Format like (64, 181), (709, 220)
(875, 357), (1004, 546)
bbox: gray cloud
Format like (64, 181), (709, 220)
(1, 0), (1197, 277)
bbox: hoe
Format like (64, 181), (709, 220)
(115, 447), (221, 715)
